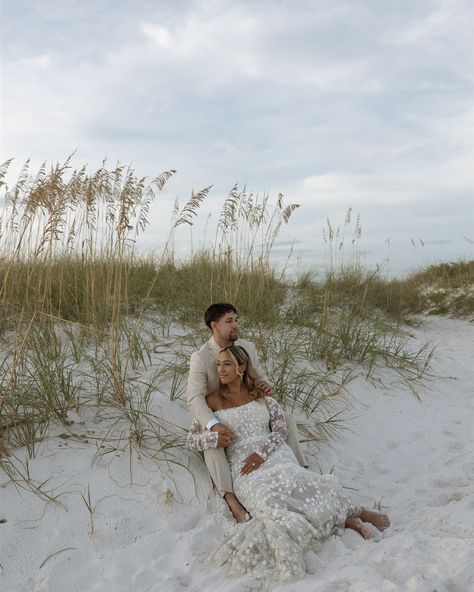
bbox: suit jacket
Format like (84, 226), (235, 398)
(187, 337), (270, 428)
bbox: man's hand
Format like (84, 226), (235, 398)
(257, 380), (272, 396)
(240, 452), (264, 475)
(211, 423), (237, 448)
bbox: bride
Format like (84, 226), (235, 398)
(187, 345), (390, 579)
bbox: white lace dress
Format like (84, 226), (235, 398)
(187, 398), (360, 580)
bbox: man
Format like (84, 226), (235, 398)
(187, 302), (308, 522)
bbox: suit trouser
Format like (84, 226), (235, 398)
(203, 411), (308, 497)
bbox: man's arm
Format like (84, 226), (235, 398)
(187, 350), (218, 428)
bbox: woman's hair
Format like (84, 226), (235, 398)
(218, 345), (263, 401)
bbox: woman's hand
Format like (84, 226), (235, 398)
(240, 452), (264, 475)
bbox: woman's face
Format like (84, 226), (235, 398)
(217, 350), (244, 384)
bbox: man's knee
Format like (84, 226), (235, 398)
(203, 448), (233, 494)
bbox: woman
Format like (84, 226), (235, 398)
(187, 345), (390, 580)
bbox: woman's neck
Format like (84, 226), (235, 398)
(222, 381), (243, 398)
(219, 380), (254, 409)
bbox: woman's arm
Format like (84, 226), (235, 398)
(240, 397), (288, 474)
(257, 397), (288, 460)
(186, 418), (219, 451)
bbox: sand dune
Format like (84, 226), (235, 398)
(1, 316), (472, 592)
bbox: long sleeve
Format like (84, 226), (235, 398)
(186, 418), (219, 451)
(257, 397), (288, 460)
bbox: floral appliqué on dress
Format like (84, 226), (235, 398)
(187, 397), (360, 580)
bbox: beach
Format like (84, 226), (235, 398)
(1, 316), (473, 592)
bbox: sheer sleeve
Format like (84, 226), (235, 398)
(186, 418), (219, 451)
(257, 397), (288, 460)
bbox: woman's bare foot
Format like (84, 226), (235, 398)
(224, 493), (251, 523)
(345, 516), (375, 539)
(358, 509), (391, 531)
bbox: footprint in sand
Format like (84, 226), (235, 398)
(448, 440), (465, 451)
(428, 491), (467, 506)
(368, 550), (419, 587)
(427, 477), (471, 507)
(430, 477), (470, 489)
(407, 430), (425, 443)
(132, 569), (157, 590)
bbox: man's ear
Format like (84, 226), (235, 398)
(210, 320), (217, 332)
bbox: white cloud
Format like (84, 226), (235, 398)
(20, 53), (53, 69)
(1, 0), (472, 273)
(142, 24), (174, 51)
(298, 152), (472, 209)
(389, 0), (471, 45)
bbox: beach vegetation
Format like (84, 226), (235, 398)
(0, 158), (471, 497)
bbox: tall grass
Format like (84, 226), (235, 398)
(0, 157), (178, 328)
(0, 158), (300, 494)
(1, 158), (468, 498)
(0, 161), (296, 328)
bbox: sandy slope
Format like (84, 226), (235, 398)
(1, 317), (473, 592)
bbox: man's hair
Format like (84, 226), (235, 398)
(204, 303), (237, 329)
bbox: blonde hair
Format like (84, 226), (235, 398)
(218, 345), (263, 401)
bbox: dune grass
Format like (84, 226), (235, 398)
(0, 157), (470, 497)
(403, 260), (474, 316)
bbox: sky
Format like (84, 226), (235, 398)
(1, 0), (473, 276)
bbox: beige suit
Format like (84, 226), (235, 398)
(187, 337), (307, 495)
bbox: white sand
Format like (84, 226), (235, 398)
(1, 316), (473, 592)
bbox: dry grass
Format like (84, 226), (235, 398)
(1, 158), (466, 499)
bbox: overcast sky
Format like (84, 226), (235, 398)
(1, 0), (473, 275)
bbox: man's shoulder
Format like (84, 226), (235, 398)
(235, 338), (256, 350)
(192, 339), (210, 354)
(190, 338), (214, 362)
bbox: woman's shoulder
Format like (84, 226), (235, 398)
(206, 391), (220, 412)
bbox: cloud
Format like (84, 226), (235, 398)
(1, 0), (472, 273)
(142, 24), (174, 51)
(297, 151), (472, 208)
(387, 0), (472, 45)
(20, 53), (53, 69)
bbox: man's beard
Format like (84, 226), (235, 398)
(230, 333), (238, 342)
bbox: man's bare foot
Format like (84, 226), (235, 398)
(345, 516), (375, 539)
(359, 509), (391, 531)
(224, 493), (251, 523)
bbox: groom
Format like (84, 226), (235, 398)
(187, 302), (308, 522)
